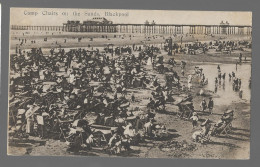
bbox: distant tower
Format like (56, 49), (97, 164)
(220, 21), (229, 35)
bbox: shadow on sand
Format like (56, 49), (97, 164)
(232, 127), (250, 133)
(8, 138), (46, 148)
(208, 141), (240, 149)
(217, 135), (250, 142)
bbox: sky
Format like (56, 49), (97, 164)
(10, 8), (252, 26)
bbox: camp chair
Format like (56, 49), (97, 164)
(177, 102), (193, 119)
(93, 131), (108, 147)
(57, 119), (73, 140)
(219, 121), (233, 135)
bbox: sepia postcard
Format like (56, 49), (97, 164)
(8, 8), (252, 159)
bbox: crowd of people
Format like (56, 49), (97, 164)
(9, 34), (251, 154)
(191, 59), (249, 143)
(9, 42), (183, 154)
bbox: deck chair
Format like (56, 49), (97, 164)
(220, 121), (233, 135)
(178, 103), (193, 119)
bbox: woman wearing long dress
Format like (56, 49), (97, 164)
(25, 106), (34, 134)
(147, 57), (152, 66)
(124, 123), (135, 137)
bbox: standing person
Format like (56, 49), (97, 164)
(238, 79), (242, 89)
(215, 77), (218, 86)
(201, 73), (205, 85)
(222, 73), (226, 81)
(239, 53), (242, 63)
(134, 116), (142, 132)
(67, 52), (72, 68)
(215, 85), (218, 93)
(113, 90), (118, 100)
(218, 70), (222, 80)
(217, 65), (220, 71)
(188, 74), (193, 91)
(131, 92), (135, 102)
(232, 71), (236, 78)
(208, 97), (214, 114)
(239, 89), (243, 99)
(229, 73), (232, 81)
(181, 69), (184, 76)
(10, 77), (16, 97)
(144, 119), (153, 138)
(25, 105), (34, 135)
(190, 112), (199, 128)
(200, 98), (207, 112)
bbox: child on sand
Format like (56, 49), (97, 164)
(190, 112), (199, 128)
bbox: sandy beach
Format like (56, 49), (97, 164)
(8, 31), (251, 159)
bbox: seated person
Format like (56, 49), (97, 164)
(221, 110), (234, 124)
(192, 119), (211, 142)
(211, 119), (227, 136)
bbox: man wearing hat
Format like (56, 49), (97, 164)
(201, 119), (211, 137)
(222, 110), (234, 124)
(208, 97), (214, 114)
(191, 119), (210, 143)
(211, 118), (226, 136)
(200, 98), (207, 112)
